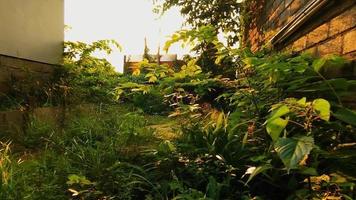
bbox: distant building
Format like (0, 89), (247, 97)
(123, 54), (178, 74)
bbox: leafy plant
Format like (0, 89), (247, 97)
(63, 40), (122, 104)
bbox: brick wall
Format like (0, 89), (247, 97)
(0, 55), (56, 94)
(245, 0), (356, 60)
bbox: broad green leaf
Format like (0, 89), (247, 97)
(326, 55), (347, 69)
(267, 105), (290, 123)
(266, 117), (288, 141)
(312, 58), (326, 72)
(312, 55), (347, 73)
(333, 107), (356, 126)
(274, 136), (314, 170)
(313, 99), (330, 121)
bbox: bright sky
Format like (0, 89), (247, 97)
(65, 0), (188, 72)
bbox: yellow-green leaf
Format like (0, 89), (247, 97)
(267, 105), (290, 123)
(313, 99), (330, 121)
(297, 97), (307, 107)
(266, 117), (288, 141)
(148, 76), (158, 83)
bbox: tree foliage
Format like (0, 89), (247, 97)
(63, 40), (122, 103)
(153, 0), (243, 46)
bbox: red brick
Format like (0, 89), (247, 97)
(351, 5), (356, 25)
(317, 36), (343, 56)
(343, 29), (356, 54)
(306, 23), (329, 47)
(251, 44), (259, 52)
(289, 0), (303, 15)
(268, 1), (284, 22)
(292, 36), (307, 52)
(343, 51), (356, 61)
(278, 9), (290, 27)
(265, 30), (277, 41)
(329, 9), (354, 36)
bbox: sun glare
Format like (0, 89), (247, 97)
(65, 0), (187, 72)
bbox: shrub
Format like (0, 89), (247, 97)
(132, 88), (170, 115)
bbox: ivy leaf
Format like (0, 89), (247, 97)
(333, 107), (356, 126)
(312, 99), (330, 121)
(266, 117), (288, 141)
(274, 136), (314, 170)
(267, 105), (290, 123)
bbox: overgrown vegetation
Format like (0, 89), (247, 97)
(0, 1), (355, 200)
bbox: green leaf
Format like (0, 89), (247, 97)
(214, 112), (225, 132)
(297, 97), (307, 107)
(243, 57), (263, 66)
(274, 136), (314, 170)
(158, 140), (176, 153)
(312, 55), (347, 73)
(148, 76), (158, 83)
(333, 107), (356, 126)
(267, 105), (290, 123)
(312, 99), (330, 121)
(266, 117), (288, 141)
(67, 174), (92, 185)
(299, 167), (318, 176)
(312, 58), (326, 72)
(206, 176), (221, 200)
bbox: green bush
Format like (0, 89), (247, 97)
(132, 89), (170, 115)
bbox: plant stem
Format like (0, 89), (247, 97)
(315, 71), (343, 106)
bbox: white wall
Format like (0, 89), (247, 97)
(0, 0), (64, 64)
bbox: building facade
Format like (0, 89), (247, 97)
(244, 0), (355, 60)
(0, 0), (64, 93)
